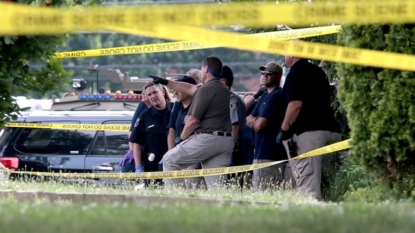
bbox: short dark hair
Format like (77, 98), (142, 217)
(202, 56), (223, 78)
(144, 81), (172, 102)
(221, 65), (234, 88)
(143, 81), (162, 91)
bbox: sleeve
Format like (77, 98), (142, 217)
(188, 88), (209, 119)
(250, 97), (262, 118)
(230, 96), (239, 125)
(130, 102), (147, 131)
(129, 111), (146, 145)
(168, 102), (180, 130)
(258, 92), (281, 120)
(246, 101), (257, 117)
(285, 69), (306, 102)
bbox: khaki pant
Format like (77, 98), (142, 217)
(252, 159), (295, 191)
(283, 130), (342, 201)
(184, 164), (206, 190)
(163, 133), (234, 189)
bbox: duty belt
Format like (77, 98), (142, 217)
(198, 131), (232, 137)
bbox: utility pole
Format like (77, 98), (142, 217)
(85, 61), (100, 93)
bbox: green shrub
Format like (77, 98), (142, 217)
(336, 24), (415, 199)
(322, 154), (381, 202)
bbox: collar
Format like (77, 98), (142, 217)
(291, 59), (309, 69)
(205, 79), (220, 85)
(148, 101), (172, 116)
(182, 103), (191, 111)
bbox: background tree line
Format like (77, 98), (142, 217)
(48, 32), (280, 96)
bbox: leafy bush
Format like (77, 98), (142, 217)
(322, 153), (385, 202)
(336, 25), (415, 198)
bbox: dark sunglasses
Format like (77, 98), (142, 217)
(261, 71), (276, 75)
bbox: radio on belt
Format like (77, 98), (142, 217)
(148, 153), (155, 161)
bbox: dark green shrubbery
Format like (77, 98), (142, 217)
(335, 25), (415, 199)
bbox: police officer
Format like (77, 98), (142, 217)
(150, 56), (234, 189)
(219, 65), (247, 186)
(166, 76), (204, 189)
(119, 88), (151, 173)
(168, 76), (198, 149)
(219, 65), (246, 167)
(129, 82), (173, 184)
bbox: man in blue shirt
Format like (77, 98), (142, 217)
(166, 76), (204, 189)
(168, 76), (197, 149)
(242, 76), (267, 166)
(246, 62), (294, 191)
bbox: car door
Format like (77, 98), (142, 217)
(9, 120), (94, 174)
(85, 120), (130, 178)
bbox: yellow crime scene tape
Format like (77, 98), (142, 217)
(4, 2), (415, 71)
(4, 122), (130, 132)
(54, 25), (341, 58)
(0, 1), (414, 34)
(108, 24), (415, 72)
(0, 140), (351, 180)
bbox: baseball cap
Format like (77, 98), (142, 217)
(221, 65), (234, 88)
(259, 62), (283, 74)
(175, 75), (197, 85)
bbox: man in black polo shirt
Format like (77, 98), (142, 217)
(277, 52), (341, 201)
(129, 82), (173, 178)
(246, 62), (293, 190)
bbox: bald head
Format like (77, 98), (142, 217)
(284, 39), (304, 68)
(186, 69), (202, 84)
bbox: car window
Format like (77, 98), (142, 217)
(13, 128), (95, 155)
(62, 130), (95, 155)
(14, 128), (74, 154)
(91, 131), (106, 155)
(90, 121), (129, 156)
(105, 131), (129, 156)
(0, 128), (13, 148)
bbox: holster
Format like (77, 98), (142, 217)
(287, 138), (298, 158)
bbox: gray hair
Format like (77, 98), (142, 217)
(186, 69), (202, 83)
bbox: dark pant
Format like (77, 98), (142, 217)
(143, 159), (163, 187)
(119, 160), (163, 186)
(229, 142), (247, 188)
(120, 161), (135, 173)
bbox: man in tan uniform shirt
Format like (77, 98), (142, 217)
(149, 56), (234, 189)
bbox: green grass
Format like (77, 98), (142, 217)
(1, 174), (415, 232)
(0, 176), (317, 204)
(1, 196), (415, 233)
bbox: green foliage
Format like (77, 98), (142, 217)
(322, 156), (384, 202)
(19, 58), (73, 99)
(336, 24), (415, 198)
(0, 0), (104, 124)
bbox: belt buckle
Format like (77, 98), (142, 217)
(214, 131), (226, 136)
